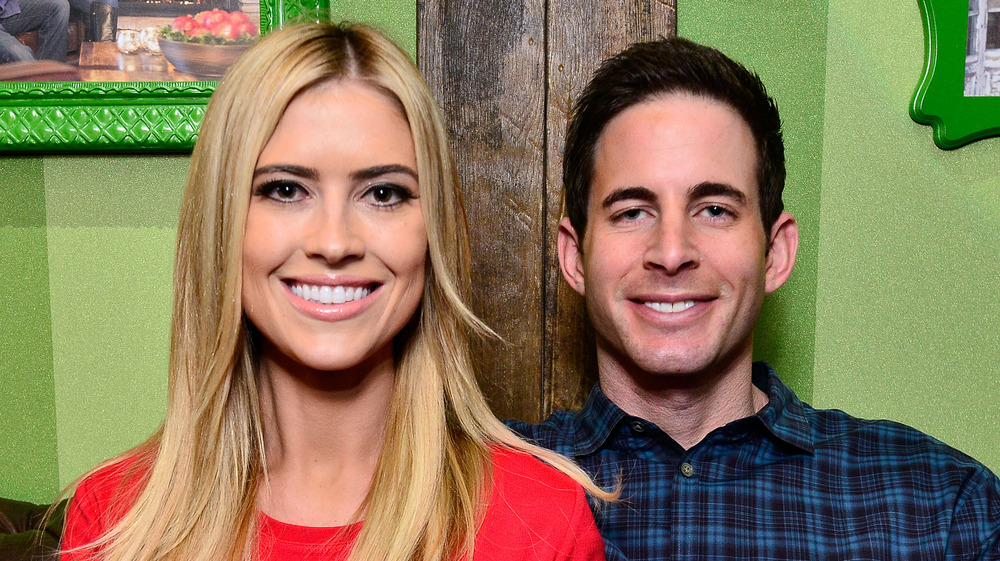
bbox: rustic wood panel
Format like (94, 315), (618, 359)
(418, 0), (676, 422)
(544, 1), (677, 413)
(418, 0), (548, 421)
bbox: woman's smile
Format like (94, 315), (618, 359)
(241, 80), (427, 374)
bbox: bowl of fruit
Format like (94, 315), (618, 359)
(158, 10), (259, 79)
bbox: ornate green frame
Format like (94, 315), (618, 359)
(911, 0), (1000, 149)
(0, 0), (325, 153)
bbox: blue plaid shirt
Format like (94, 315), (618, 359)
(508, 362), (1000, 561)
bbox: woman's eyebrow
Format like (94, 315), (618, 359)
(350, 164), (418, 182)
(253, 164), (319, 180)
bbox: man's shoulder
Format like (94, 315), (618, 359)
(803, 403), (999, 484)
(505, 411), (583, 456)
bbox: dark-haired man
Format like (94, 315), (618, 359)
(509, 37), (1000, 560)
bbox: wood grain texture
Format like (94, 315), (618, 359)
(419, 0), (548, 421)
(544, 0), (676, 414)
(418, 0), (676, 422)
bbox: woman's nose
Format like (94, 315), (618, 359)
(643, 217), (699, 275)
(303, 205), (366, 264)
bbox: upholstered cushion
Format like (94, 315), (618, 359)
(0, 498), (65, 561)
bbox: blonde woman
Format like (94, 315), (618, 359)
(59, 21), (612, 561)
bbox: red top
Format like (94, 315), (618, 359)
(62, 447), (605, 561)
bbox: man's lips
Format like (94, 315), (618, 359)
(629, 294), (716, 315)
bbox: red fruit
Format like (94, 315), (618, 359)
(212, 22), (238, 41)
(229, 11), (250, 24)
(171, 15), (194, 32)
(235, 21), (258, 37)
(187, 25), (210, 38)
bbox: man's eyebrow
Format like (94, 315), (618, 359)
(690, 181), (748, 205)
(350, 164), (418, 182)
(601, 186), (658, 210)
(252, 164), (319, 180)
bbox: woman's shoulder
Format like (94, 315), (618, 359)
(488, 446), (583, 495)
(477, 447), (604, 561)
(73, 453), (150, 511)
(62, 453), (151, 555)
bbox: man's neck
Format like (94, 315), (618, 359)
(598, 356), (768, 450)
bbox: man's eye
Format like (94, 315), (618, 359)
(614, 208), (648, 222)
(700, 205), (731, 219)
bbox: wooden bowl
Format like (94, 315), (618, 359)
(158, 39), (252, 79)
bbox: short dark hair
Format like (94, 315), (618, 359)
(563, 37), (785, 238)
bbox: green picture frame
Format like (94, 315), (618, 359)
(0, 0), (325, 153)
(911, 0), (1000, 149)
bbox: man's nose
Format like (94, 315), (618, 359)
(643, 217), (699, 275)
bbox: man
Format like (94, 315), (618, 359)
(509, 37), (1000, 560)
(0, 0), (69, 64)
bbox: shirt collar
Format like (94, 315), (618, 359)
(567, 361), (815, 456)
(566, 384), (628, 457)
(752, 362), (815, 454)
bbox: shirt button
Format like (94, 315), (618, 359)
(680, 462), (694, 477)
(629, 421), (645, 433)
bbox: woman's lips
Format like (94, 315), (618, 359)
(282, 280), (382, 321)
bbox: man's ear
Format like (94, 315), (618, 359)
(557, 217), (587, 296)
(764, 212), (798, 294)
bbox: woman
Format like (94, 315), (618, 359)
(59, 21), (612, 561)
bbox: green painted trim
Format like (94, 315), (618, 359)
(911, 0), (1000, 149)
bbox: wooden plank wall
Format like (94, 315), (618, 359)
(418, 0), (677, 422)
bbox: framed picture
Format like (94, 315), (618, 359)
(911, 0), (1000, 149)
(0, 0), (324, 153)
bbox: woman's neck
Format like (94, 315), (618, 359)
(256, 345), (395, 527)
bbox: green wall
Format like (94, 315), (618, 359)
(3, 0), (999, 503)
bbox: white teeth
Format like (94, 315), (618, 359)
(319, 285), (334, 304)
(644, 300), (696, 313)
(290, 283), (371, 304)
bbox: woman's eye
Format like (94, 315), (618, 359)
(363, 184), (416, 207)
(255, 181), (307, 203)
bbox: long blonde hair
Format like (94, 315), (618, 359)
(66, 22), (613, 561)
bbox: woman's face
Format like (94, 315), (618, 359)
(242, 81), (427, 374)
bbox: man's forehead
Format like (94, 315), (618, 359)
(588, 93), (760, 208)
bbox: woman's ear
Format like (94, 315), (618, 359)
(764, 211), (799, 294)
(557, 217), (586, 296)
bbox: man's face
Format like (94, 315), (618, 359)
(558, 93), (796, 382)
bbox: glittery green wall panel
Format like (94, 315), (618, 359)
(0, 158), (60, 504)
(45, 156), (186, 488)
(813, 0), (1000, 470)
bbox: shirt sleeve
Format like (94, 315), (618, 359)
(946, 466), (1000, 561)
